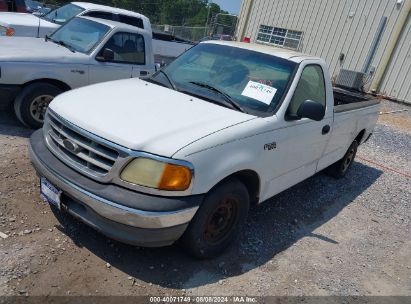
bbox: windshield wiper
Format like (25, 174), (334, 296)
(145, 77), (174, 90)
(56, 40), (76, 53)
(45, 36), (76, 53)
(189, 81), (247, 113)
(158, 70), (177, 90)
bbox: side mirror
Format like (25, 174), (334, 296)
(155, 63), (161, 72)
(96, 48), (114, 62)
(297, 100), (326, 121)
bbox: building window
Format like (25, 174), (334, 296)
(256, 25), (303, 50)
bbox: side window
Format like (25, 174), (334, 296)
(84, 11), (115, 21)
(118, 15), (144, 29)
(100, 32), (145, 65)
(287, 65), (326, 116)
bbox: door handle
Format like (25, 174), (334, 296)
(322, 125), (331, 135)
(140, 71), (149, 76)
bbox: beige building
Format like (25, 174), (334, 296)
(236, 0), (411, 104)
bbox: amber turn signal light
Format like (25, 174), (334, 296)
(158, 163), (192, 191)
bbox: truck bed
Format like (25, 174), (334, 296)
(333, 87), (380, 113)
(152, 31), (194, 65)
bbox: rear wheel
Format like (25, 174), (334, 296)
(14, 83), (62, 129)
(326, 140), (358, 178)
(181, 179), (250, 259)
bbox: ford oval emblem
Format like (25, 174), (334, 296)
(63, 139), (80, 154)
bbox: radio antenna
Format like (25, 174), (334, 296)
(37, 11), (41, 37)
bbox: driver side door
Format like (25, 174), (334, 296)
(89, 32), (136, 85)
(263, 63), (333, 198)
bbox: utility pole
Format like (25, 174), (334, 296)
(204, 0), (212, 36)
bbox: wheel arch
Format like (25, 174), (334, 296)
(355, 129), (366, 144)
(211, 170), (261, 205)
(22, 78), (72, 92)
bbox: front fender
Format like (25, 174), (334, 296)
(174, 118), (274, 198)
(0, 62), (87, 89)
(187, 146), (263, 196)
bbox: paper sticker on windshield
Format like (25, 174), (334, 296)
(241, 81), (277, 105)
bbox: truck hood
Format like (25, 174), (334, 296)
(0, 12), (40, 27)
(0, 37), (87, 62)
(0, 13), (55, 36)
(50, 78), (256, 157)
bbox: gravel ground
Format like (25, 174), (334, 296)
(0, 100), (410, 297)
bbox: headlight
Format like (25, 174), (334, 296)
(120, 158), (193, 191)
(0, 26), (14, 36)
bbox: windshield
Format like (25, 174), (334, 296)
(25, 0), (40, 11)
(42, 3), (85, 25)
(49, 18), (110, 54)
(157, 43), (297, 116)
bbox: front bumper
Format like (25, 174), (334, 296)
(0, 84), (20, 109)
(29, 130), (204, 247)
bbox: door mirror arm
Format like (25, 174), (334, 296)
(284, 113), (301, 121)
(96, 48), (114, 62)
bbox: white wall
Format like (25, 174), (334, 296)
(237, 0), (411, 103)
(379, 12), (411, 103)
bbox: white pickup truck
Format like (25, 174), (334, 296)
(0, 2), (150, 37)
(29, 41), (380, 258)
(0, 16), (156, 128)
(0, 2), (194, 64)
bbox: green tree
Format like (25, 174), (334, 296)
(46, 0), (228, 27)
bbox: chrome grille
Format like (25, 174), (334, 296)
(42, 110), (195, 197)
(44, 111), (119, 177)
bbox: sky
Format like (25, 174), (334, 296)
(212, 0), (242, 15)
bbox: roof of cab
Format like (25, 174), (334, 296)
(78, 16), (149, 33)
(202, 40), (321, 63)
(72, 2), (150, 23)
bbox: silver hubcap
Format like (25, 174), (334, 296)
(29, 95), (54, 123)
(342, 148), (355, 173)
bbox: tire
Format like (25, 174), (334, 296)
(14, 83), (62, 129)
(326, 140), (358, 179)
(180, 179), (250, 259)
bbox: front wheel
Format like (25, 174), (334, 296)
(326, 140), (358, 178)
(14, 83), (62, 129)
(180, 179), (250, 259)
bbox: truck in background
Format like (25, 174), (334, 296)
(0, 17), (156, 128)
(0, 2), (194, 63)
